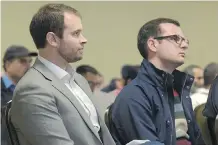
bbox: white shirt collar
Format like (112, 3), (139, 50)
(38, 55), (75, 81)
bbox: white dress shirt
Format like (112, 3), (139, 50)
(38, 56), (100, 132)
(191, 88), (209, 110)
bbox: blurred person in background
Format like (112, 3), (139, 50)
(76, 64), (116, 120)
(76, 64), (99, 92)
(191, 62), (218, 109)
(183, 65), (204, 94)
(101, 78), (123, 95)
(1, 45), (37, 106)
(102, 65), (139, 96)
(121, 64), (140, 86)
(1, 45), (37, 145)
(203, 75), (218, 145)
(96, 73), (105, 90)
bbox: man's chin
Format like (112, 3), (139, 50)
(68, 57), (83, 63)
(175, 60), (185, 67)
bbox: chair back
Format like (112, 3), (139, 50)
(104, 103), (123, 145)
(4, 100), (20, 145)
(215, 115), (218, 142)
(194, 104), (213, 145)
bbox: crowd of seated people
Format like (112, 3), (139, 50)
(1, 3), (218, 145)
(1, 48), (218, 145)
(2, 47), (217, 145)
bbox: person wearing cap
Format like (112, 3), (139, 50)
(1, 45), (37, 145)
(1, 45), (37, 106)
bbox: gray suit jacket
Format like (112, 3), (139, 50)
(10, 59), (116, 145)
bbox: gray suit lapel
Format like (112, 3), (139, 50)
(33, 59), (102, 142)
(51, 79), (102, 142)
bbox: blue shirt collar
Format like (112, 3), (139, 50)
(2, 75), (15, 89)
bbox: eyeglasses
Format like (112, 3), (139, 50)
(154, 34), (189, 46)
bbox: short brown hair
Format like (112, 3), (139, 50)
(137, 18), (180, 59)
(29, 3), (80, 49)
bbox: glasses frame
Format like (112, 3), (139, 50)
(154, 34), (189, 46)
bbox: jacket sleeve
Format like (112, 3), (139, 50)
(112, 88), (161, 144)
(11, 85), (74, 145)
(203, 76), (218, 119)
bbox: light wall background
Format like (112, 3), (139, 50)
(1, 1), (218, 83)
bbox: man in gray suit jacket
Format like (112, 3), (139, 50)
(10, 3), (115, 145)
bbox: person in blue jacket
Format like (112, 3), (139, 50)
(110, 18), (204, 145)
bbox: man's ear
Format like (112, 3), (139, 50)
(46, 32), (60, 48)
(147, 37), (158, 53)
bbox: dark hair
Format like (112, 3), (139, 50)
(137, 18), (180, 59)
(76, 65), (99, 75)
(29, 3), (80, 49)
(204, 62), (218, 86)
(183, 64), (201, 76)
(101, 78), (119, 93)
(121, 65), (139, 85)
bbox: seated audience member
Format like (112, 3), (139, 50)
(121, 64), (140, 86)
(101, 78), (123, 94)
(76, 64), (99, 92)
(76, 64), (116, 119)
(183, 65), (204, 94)
(108, 64), (140, 96)
(191, 62), (218, 109)
(96, 73), (105, 89)
(111, 18), (204, 145)
(203, 76), (218, 145)
(102, 65), (139, 96)
(1, 45), (38, 106)
(1, 45), (37, 145)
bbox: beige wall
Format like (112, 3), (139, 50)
(1, 1), (217, 82)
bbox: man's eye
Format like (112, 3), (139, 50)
(172, 35), (180, 42)
(72, 31), (80, 36)
(75, 32), (80, 36)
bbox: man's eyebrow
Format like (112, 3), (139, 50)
(72, 29), (82, 33)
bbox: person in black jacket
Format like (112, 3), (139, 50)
(203, 75), (218, 145)
(110, 18), (204, 145)
(1, 45), (37, 145)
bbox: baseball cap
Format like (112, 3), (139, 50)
(3, 45), (38, 63)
